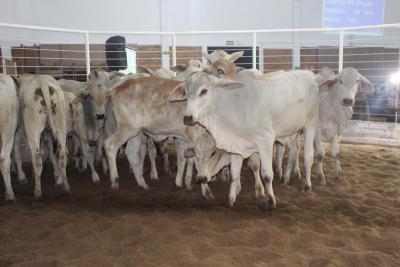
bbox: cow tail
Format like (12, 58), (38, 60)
(39, 76), (58, 140)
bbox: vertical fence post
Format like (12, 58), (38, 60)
(252, 32), (257, 70)
(395, 84), (399, 126)
(84, 32), (91, 78)
(172, 33), (177, 67)
(2, 58), (6, 74)
(338, 30), (344, 72)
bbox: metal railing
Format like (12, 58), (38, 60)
(1, 22), (400, 73)
(1, 22), (400, 146)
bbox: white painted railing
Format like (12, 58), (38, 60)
(1, 22), (400, 73)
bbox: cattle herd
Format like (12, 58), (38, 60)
(0, 49), (374, 209)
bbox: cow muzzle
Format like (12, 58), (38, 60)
(196, 176), (208, 184)
(183, 115), (196, 126)
(88, 140), (97, 147)
(96, 114), (105, 120)
(342, 98), (354, 107)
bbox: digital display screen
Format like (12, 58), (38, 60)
(323, 0), (385, 35)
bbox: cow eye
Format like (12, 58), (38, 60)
(218, 69), (224, 76)
(211, 150), (216, 157)
(200, 89), (208, 96)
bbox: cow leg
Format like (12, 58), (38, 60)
(201, 184), (214, 200)
(81, 143), (100, 183)
(184, 157), (194, 191)
(27, 132), (44, 200)
(0, 132), (16, 201)
(259, 138), (276, 209)
(220, 166), (230, 182)
(125, 135), (149, 190)
(161, 137), (171, 173)
(331, 136), (344, 180)
(12, 130), (27, 184)
(45, 136), (62, 186)
(227, 154), (243, 208)
(249, 153), (265, 201)
(173, 139), (187, 190)
(55, 136), (70, 194)
(274, 142), (284, 181)
(292, 138), (302, 180)
(303, 126), (316, 192)
(314, 130), (326, 185)
(147, 138), (158, 180)
(282, 137), (300, 184)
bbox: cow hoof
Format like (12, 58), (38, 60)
(185, 185), (193, 192)
(317, 179), (327, 186)
(92, 174), (101, 184)
(19, 178), (28, 185)
(226, 199), (235, 208)
(4, 197), (16, 204)
(203, 191), (215, 201)
(266, 196), (276, 210)
(293, 171), (302, 180)
(281, 176), (290, 185)
(139, 184), (150, 191)
(150, 174), (159, 181)
(171, 183), (181, 192)
(32, 200), (44, 209)
(303, 184), (312, 192)
(255, 187), (266, 201)
(111, 181), (119, 191)
(336, 171), (345, 180)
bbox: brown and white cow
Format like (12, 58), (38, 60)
(17, 75), (70, 200)
(0, 74), (19, 201)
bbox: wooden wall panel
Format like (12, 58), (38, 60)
(263, 49), (292, 73)
(169, 46), (202, 66)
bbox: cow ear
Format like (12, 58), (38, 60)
(184, 148), (195, 158)
(72, 90), (92, 104)
(228, 51), (244, 63)
(136, 66), (157, 76)
(168, 82), (187, 102)
(359, 76), (374, 93)
(319, 79), (336, 92)
(172, 64), (187, 73)
(11, 76), (20, 88)
(216, 79), (244, 90)
(89, 70), (99, 80)
(202, 51), (213, 64)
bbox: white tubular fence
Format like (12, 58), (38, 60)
(1, 22), (400, 145)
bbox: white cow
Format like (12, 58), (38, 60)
(18, 75), (69, 200)
(314, 67), (374, 184)
(0, 74), (19, 201)
(184, 129), (265, 200)
(174, 70), (320, 208)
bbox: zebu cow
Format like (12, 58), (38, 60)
(65, 91), (101, 183)
(184, 129), (266, 200)
(203, 50), (244, 65)
(314, 67), (374, 184)
(174, 70), (320, 208)
(73, 70), (165, 189)
(18, 75), (69, 199)
(0, 74), (19, 201)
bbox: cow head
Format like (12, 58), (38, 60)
(137, 66), (175, 79)
(73, 69), (111, 120)
(319, 67), (374, 108)
(204, 58), (237, 80)
(184, 132), (230, 184)
(202, 50), (244, 64)
(172, 59), (206, 81)
(170, 72), (243, 126)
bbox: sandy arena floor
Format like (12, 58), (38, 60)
(0, 143), (399, 266)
